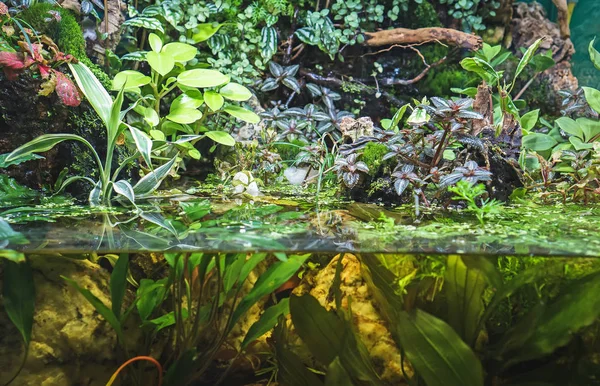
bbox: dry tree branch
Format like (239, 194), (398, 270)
(363, 27), (482, 51)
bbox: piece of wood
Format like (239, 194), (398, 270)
(363, 27), (482, 51)
(551, 0), (570, 38)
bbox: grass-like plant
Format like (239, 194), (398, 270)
(5, 62), (175, 206)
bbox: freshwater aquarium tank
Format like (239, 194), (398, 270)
(1, 0), (600, 385)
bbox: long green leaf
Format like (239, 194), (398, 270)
(290, 294), (345, 365)
(338, 321), (384, 385)
(69, 62), (113, 126)
(242, 298), (290, 350)
(589, 37), (600, 70)
(5, 134), (95, 164)
(506, 269), (600, 366)
(113, 180), (136, 205)
(231, 253), (309, 329)
(108, 87), (125, 145)
(274, 321), (325, 386)
(62, 276), (123, 342)
(133, 156), (177, 197)
(2, 260), (35, 348)
(512, 38), (543, 86)
(444, 255), (487, 345)
(397, 309), (484, 386)
(110, 254), (129, 320)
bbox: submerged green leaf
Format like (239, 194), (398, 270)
(397, 309), (484, 386)
(242, 298), (290, 350)
(2, 260), (35, 348)
(63, 276), (123, 342)
(110, 254), (129, 320)
(290, 294), (344, 365)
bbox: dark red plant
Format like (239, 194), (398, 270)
(0, 30), (81, 106)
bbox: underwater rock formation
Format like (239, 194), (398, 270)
(290, 253), (411, 384)
(0, 255), (119, 386)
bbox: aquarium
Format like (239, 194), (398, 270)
(1, 0), (600, 385)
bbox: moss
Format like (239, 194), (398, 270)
(19, 4), (111, 88)
(404, 0), (442, 29)
(361, 142), (389, 177)
(274, 139), (306, 161)
(422, 66), (477, 97)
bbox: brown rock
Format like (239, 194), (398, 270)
(511, 2), (578, 114)
(0, 255), (119, 386)
(291, 253), (411, 384)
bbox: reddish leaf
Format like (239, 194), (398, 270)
(0, 2), (8, 15)
(38, 64), (51, 79)
(0, 51), (25, 70)
(55, 71), (82, 107)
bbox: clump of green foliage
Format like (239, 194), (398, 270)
(520, 38), (600, 203)
(448, 180), (503, 224)
(113, 33), (259, 170)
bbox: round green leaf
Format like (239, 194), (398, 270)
(192, 23), (224, 43)
(577, 117), (600, 143)
(569, 136), (594, 150)
(204, 90), (224, 111)
(148, 33), (163, 53)
(177, 69), (229, 88)
(162, 42), (198, 63)
(166, 107), (203, 124)
(555, 117), (583, 139)
(582, 87), (600, 115)
(147, 51), (175, 76)
(219, 82), (252, 101)
(522, 133), (558, 152)
(223, 105), (260, 124)
(171, 93), (204, 110)
(143, 107), (160, 127)
(112, 70), (151, 91)
(206, 131), (235, 146)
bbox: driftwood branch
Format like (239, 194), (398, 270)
(551, 0), (570, 38)
(363, 27), (482, 51)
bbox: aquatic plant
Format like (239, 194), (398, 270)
(354, 254), (600, 386)
(461, 39), (554, 134)
(4, 62), (172, 206)
(64, 252), (308, 386)
(447, 180), (502, 224)
(335, 153), (369, 189)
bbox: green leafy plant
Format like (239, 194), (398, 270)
(276, 257), (384, 386)
(447, 180), (503, 224)
(114, 33), (259, 166)
(520, 37), (600, 202)
(461, 39), (554, 134)
(4, 62), (171, 206)
(65, 251), (308, 386)
(1, 255), (35, 386)
(361, 253), (600, 386)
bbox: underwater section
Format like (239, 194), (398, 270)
(2, 251), (600, 385)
